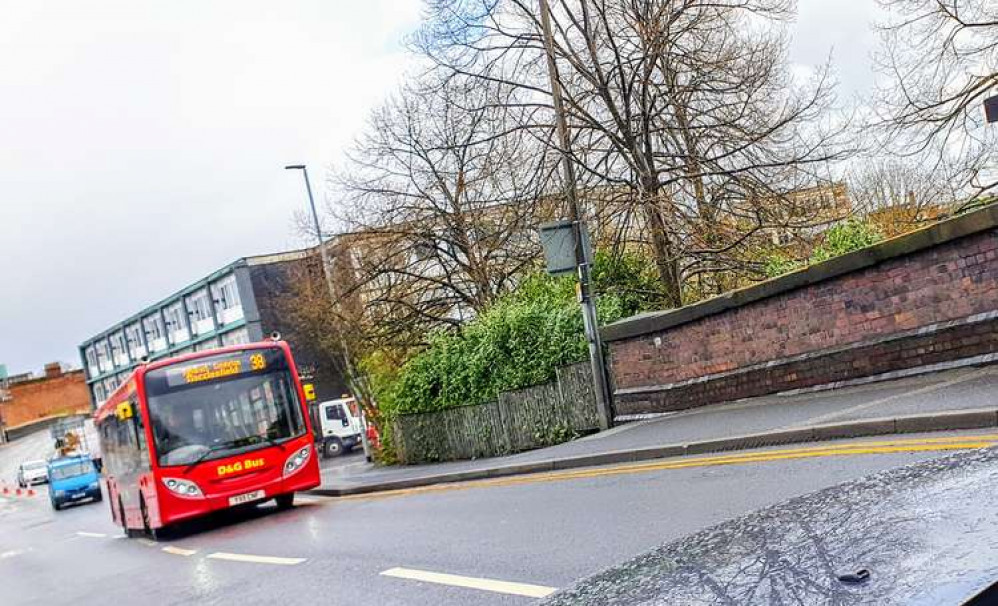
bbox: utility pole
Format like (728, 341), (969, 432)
(538, 0), (613, 430)
(285, 164), (373, 459)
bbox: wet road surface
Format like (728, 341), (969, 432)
(2, 432), (991, 605)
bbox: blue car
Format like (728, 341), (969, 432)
(47, 455), (102, 511)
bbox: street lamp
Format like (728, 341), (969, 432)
(284, 164), (373, 460)
(284, 165), (324, 248)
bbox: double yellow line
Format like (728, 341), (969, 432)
(333, 434), (998, 502)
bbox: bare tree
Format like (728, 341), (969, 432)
(330, 74), (557, 346)
(875, 0), (998, 201)
(273, 255), (387, 435)
(416, 0), (852, 304)
(849, 157), (953, 214)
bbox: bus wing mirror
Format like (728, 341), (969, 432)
(116, 402), (134, 421)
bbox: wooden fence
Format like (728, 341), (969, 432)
(393, 362), (600, 464)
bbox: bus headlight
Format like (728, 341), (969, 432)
(162, 477), (204, 499)
(283, 445), (311, 477)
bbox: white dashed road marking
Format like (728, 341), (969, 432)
(162, 546), (198, 556)
(206, 552), (306, 565)
(380, 567), (558, 598)
(69, 531), (303, 566)
(1, 549), (29, 559)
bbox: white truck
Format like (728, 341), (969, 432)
(51, 416), (101, 468)
(315, 397), (364, 457)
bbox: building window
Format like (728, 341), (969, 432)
(186, 289), (214, 335)
(110, 331), (129, 368)
(125, 323), (145, 359)
(194, 337), (220, 352)
(220, 327), (250, 346)
(143, 314), (167, 352)
(95, 340), (112, 373)
(85, 345), (99, 378)
(93, 383), (107, 405)
(412, 238), (438, 263)
(164, 302), (189, 344)
(212, 275), (244, 325)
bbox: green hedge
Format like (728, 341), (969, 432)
(378, 251), (663, 417)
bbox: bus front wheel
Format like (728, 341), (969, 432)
(275, 493), (295, 510)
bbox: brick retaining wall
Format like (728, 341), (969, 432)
(603, 205), (998, 416)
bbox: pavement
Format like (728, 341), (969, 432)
(312, 364), (998, 495)
(2, 430), (992, 605)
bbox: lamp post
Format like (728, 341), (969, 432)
(284, 165), (334, 293)
(284, 164), (373, 460)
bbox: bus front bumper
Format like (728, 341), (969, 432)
(158, 471), (321, 527)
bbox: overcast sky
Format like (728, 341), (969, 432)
(0, 0), (879, 376)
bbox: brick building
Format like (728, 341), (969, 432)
(0, 363), (91, 432)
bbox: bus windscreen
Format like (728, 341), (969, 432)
(144, 348), (306, 467)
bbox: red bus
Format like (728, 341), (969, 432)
(94, 339), (320, 538)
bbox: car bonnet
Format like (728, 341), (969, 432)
(542, 446), (998, 606)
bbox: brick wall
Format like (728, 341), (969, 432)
(1, 369), (91, 428)
(603, 205), (998, 416)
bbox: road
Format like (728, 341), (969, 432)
(0, 427), (57, 484)
(2, 431), (994, 605)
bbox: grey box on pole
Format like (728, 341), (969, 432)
(986, 95), (998, 124)
(539, 220), (593, 276)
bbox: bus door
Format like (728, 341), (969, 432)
(106, 394), (151, 514)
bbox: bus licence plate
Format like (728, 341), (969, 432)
(229, 490), (265, 506)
